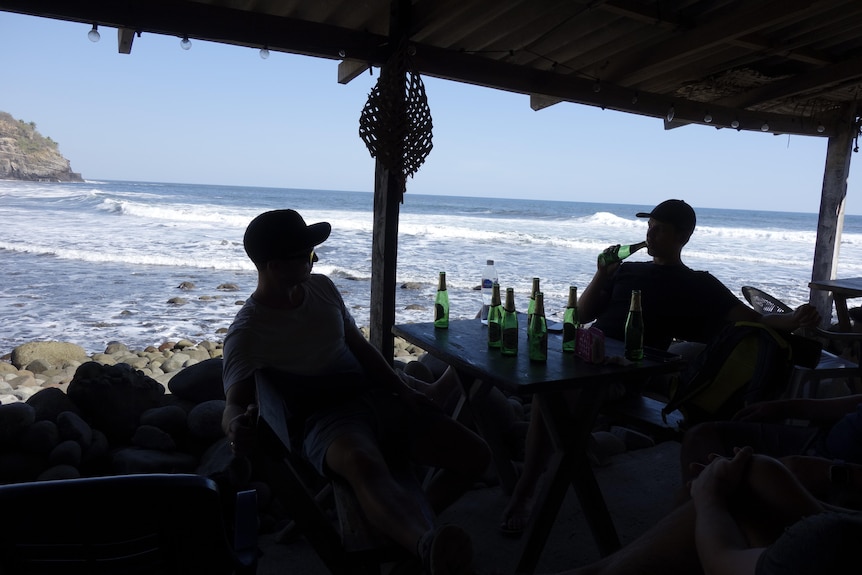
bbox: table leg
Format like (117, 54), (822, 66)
(515, 389), (620, 574)
(455, 370), (520, 495)
(834, 295), (852, 332)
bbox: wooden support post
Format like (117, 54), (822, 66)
(369, 162), (400, 357)
(810, 104), (857, 327)
(368, 0), (411, 359)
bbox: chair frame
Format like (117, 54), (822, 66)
(0, 473), (258, 575)
(254, 370), (416, 575)
(741, 285), (862, 396)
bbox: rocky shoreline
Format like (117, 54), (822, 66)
(0, 331), (429, 486)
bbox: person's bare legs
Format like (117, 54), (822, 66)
(411, 414), (492, 514)
(556, 502), (701, 575)
(500, 400), (554, 532)
(401, 365), (464, 413)
(552, 452), (826, 575)
(325, 431), (474, 574)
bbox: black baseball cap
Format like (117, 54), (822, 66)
(636, 199), (696, 236)
(243, 209), (331, 265)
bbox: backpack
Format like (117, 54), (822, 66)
(662, 321), (801, 427)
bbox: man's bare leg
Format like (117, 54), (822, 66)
(325, 431), (473, 574)
(500, 400), (554, 533)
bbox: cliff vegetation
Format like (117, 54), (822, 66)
(0, 111), (83, 182)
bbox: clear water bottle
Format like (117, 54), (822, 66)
(480, 259), (498, 324)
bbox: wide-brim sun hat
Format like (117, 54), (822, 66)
(635, 199), (696, 236)
(243, 209), (331, 265)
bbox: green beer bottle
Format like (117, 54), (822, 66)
(597, 241), (647, 267)
(562, 286), (580, 352)
(487, 282), (503, 348)
(434, 271), (449, 329)
(624, 289), (644, 361)
(526, 277), (540, 332)
(501, 287), (519, 356)
(528, 291), (548, 362)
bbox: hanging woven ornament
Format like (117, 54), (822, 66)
(359, 41), (433, 198)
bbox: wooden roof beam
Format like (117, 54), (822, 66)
(603, 0), (817, 85)
(118, 27), (134, 54)
(714, 53), (862, 109)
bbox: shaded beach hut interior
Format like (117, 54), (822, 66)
(3, 0), (862, 354)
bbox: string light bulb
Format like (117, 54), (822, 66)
(338, 49), (346, 58)
(259, 46), (270, 59)
(761, 122), (770, 132)
(666, 106), (675, 122)
(704, 112), (713, 123)
(180, 36), (192, 50)
(631, 92), (639, 104)
(88, 24), (101, 42)
(593, 81), (601, 93)
(731, 119), (740, 129)
(817, 124), (826, 133)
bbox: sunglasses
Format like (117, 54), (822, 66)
(284, 249), (317, 264)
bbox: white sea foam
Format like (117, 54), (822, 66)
(2, 179), (861, 354)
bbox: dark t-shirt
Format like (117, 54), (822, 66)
(592, 261), (741, 350)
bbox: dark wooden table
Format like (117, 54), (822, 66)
(809, 277), (862, 331)
(392, 319), (682, 574)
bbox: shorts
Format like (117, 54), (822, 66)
(756, 511), (862, 574)
(301, 388), (448, 475)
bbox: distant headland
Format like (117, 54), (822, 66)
(0, 111), (83, 182)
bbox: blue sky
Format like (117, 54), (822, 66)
(2, 11), (859, 215)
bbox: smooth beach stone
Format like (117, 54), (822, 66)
(160, 353), (191, 373)
(48, 439), (82, 467)
(131, 424), (177, 451)
(166, 297), (188, 305)
(37, 464), (81, 481)
(0, 394), (18, 404)
(110, 446), (198, 474)
(0, 363), (18, 375)
(8, 373), (37, 389)
(82, 429), (109, 463)
(187, 399), (226, 441)
(140, 405), (188, 436)
(20, 420), (59, 453)
(10, 341), (88, 370)
(24, 358), (52, 374)
(0, 402), (36, 444)
(67, 362), (166, 445)
(177, 281), (196, 290)
(56, 411), (93, 447)
(104, 341), (129, 354)
(26, 386), (80, 422)
(168, 358), (224, 403)
(92, 353), (117, 365)
(216, 283), (239, 291)
(174, 339), (195, 349)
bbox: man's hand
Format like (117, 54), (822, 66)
(227, 404), (258, 456)
(792, 304), (821, 329)
(597, 244), (623, 272)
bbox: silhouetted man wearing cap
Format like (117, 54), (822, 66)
(500, 199), (821, 534)
(221, 209), (490, 574)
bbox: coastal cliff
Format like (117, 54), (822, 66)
(0, 112), (83, 182)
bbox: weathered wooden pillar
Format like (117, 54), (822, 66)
(368, 0), (410, 359)
(810, 104), (857, 326)
(369, 161), (401, 357)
